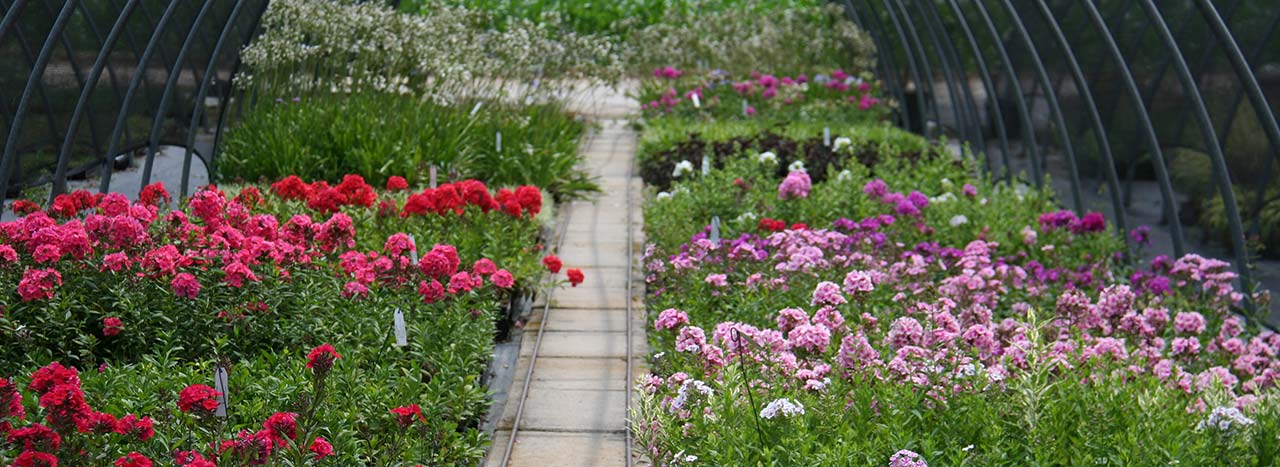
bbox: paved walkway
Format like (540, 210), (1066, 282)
(488, 93), (645, 467)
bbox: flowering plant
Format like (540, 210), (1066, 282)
(635, 120), (1278, 465)
(638, 67), (892, 122)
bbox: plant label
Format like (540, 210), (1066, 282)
(496, 131), (502, 153)
(408, 234), (419, 266)
(429, 166), (438, 189)
(214, 367), (229, 418)
(702, 155), (711, 175)
(394, 308), (408, 347)
(470, 101), (483, 116)
(710, 216), (721, 244)
(692, 93), (701, 108)
(741, 100), (748, 117)
(824, 127), (831, 147)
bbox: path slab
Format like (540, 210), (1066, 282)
(491, 101), (643, 467)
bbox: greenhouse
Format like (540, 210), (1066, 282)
(2, 0), (1280, 465)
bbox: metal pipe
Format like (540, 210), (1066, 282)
(997, 0), (1084, 213)
(972, 0), (1042, 187)
(98, 0), (181, 194)
(1137, 0), (1255, 313)
(141, 0), (216, 189)
(1194, 0), (1280, 243)
(179, 0), (248, 198)
(50, 0), (141, 202)
(0, 0), (79, 199)
(1031, 0), (1128, 234)
(872, 0), (931, 136)
(945, 0), (1012, 183)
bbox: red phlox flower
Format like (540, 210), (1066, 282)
(102, 317), (123, 337)
(336, 174), (377, 207)
(114, 414), (155, 441)
(309, 437), (334, 459)
(262, 412), (298, 445)
(270, 175), (311, 201)
(139, 182), (171, 207)
(177, 384), (222, 414)
(18, 268), (62, 302)
(114, 452), (153, 467)
(390, 404), (425, 428)
(386, 176), (409, 192)
(542, 255), (563, 274)
(566, 268), (584, 287)
(307, 343), (342, 374)
(11, 199), (40, 216)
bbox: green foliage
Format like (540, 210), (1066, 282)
(218, 94), (595, 200)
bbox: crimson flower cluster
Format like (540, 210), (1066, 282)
(1, 183), (360, 305)
(270, 174), (378, 213)
(402, 181), (542, 219)
(2, 363), (155, 466)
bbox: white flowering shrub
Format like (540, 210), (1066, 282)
(238, 0), (623, 102)
(620, 1), (876, 76)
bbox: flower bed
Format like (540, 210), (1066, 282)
(0, 177), (579, 466)
(637, 67), (891, 123)
(635, 124), (1280, 465)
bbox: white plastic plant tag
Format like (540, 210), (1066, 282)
(394, 308), (407, 347)
(470, 101), (483, 116)
(692, 93), (701, 108)
(408, 234), (419, 265)
(710, 216), (721, 244)
(496, 131), (502, 153)
(214, 367), (229, 418)
(741, 100), (748, 116)
(823, 127), (831, 147)
(429, 165), (438, 188)
(702, 155), (711, 175)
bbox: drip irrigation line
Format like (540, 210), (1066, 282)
(625, 119), (636, 467)
(497, 121), (606, 466)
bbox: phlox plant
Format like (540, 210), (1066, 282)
(636, 120), (930, 192)
(219, 94), (595, 200)
(636, 119), (1278, 465)
(0, 177), (585, 465)
(245, 174), (550, 291)
(636, 67), (892, 123)
(0, 181), (528, 375)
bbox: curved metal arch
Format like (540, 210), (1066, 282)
(210, 0), (270, 172)
(1211, 10), (1280, 240)
(970, 0), (1043, 188)
(0, 0), (28, 43)
(0, 0), (79, 199)
(889, 0), (954, 141)
(916, 0), (985, 169)
(1194, 0), (1280, 247)
(899, 0), (971, 147)
(869, 0), (931, 137)
(1079, 0), (1186, 259)
(49, 0), (141, 202)
(140, 0), (217, 189)
(180, 0), (250, 198)
(3, 0), (65, 169)
(1165, 1), (1245, 156)
(97, 0), (182, 193)
(1137, 0), (1256, 313)
(841, 0), (910, 129)
(943, 0), (1012, 183)
(1030, 0), (1128, 235)
(996, 0), (1084, 214)
(39, 0), (102, 153)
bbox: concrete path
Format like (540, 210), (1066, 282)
(488, 93), (645, 467)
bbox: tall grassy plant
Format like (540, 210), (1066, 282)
(217, 93), (595, 199)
